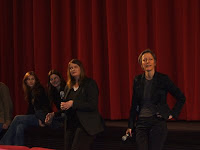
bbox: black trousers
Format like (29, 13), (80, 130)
(65, 127), (95, 150)
(136, 116), (168, 150)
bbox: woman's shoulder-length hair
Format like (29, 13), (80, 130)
(67, 59), (87, 88)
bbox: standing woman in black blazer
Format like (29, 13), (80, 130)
(47, 59), (104, 150)
(126, 49), (186, 150)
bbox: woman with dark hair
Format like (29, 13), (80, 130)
(46, 59), (104, 150)
(0, 71), (50, 146)
(125, 49), (186, 150)
(45, 70), (66, 128)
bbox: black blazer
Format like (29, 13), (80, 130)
(64, 78), (104, 135)
(128, 72), (186, 129)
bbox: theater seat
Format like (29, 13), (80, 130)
(30, 147), (55, 150)
(0, 145), (55, 150)
(0, 145), (29, 150)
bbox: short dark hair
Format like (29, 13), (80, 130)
(138, 49), (157, 65)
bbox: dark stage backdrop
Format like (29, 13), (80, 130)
(0, 0), (199, 120)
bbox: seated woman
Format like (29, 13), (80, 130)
(0, 71), (50, 146)
(45, 69), (66, 128)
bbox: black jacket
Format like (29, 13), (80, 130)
(128, 72), (186, 129)
(63, 78), (104, 135)
(27, 85), (50, 123)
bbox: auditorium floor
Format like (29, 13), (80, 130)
(23, 120), (200, 150)
(105, 120), (200, 131)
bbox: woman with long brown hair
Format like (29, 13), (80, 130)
(45, 69), (66, 128)
(0, 71), (50, 146)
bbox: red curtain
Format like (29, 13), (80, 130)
(0, 0), (199, 120)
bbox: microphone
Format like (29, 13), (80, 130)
(60, 91), (65, 100)
(60, 91), (67, 116)
(122, 133), (131, 141)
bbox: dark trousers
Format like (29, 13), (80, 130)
(136, 116), (168, 150)
(0, 115), (39, 146)
(66, 127), (95, 150)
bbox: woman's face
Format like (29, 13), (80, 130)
(69, 63), (81, 79)
(26, 75), (36, 88)
(141, 53), (156, 72)
(50, 74), (61, 89)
